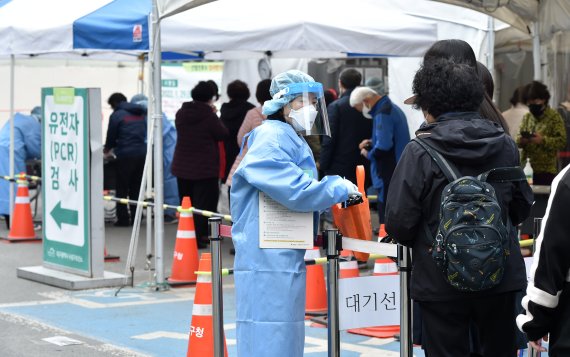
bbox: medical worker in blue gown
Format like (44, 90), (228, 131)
(230, 70), (361, 357)
(130, 95), (179, 222)
(0, 109), (41, 221)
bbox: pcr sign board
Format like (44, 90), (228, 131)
(42, 88), (104, 277)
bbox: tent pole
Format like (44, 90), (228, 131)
(146, 51), (154, 280)
(9, 54), (15, 218)
(532, 22), (542, 81)
(151, 0), (166, 289)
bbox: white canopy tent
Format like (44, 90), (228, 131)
(0, 0), (441, 286)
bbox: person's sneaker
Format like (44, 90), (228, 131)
(163, 215), (178, 225)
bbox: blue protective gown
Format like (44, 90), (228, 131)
(0, 113), (41, 216)
(162, 117), (179, 215)
(230, 120), (349, 357)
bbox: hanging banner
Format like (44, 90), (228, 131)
(161, 62), (224, 120)
(42, 87), (104, 277)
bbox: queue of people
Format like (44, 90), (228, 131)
(3, 37), (569, 357)
(227, 39), (570, 356)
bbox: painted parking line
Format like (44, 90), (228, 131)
(0, 287), (426, 356)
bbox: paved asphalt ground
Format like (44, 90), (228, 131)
(0, 188), (533, 356)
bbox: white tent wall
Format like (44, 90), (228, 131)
(0, 59), (139, 129)
(219, 58), (308, 106)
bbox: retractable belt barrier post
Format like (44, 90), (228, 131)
(528, 218), (543, 357)
(208, 217), (225, 357)
(398, 245), (413, 357)
(324, 228), (341, 357)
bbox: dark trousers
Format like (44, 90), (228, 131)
(177, 177), (219, 241)
(419, 292), (518, 357)
(115, 156), (145, 224)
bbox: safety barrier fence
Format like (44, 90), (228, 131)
(1, 174), (41, 183)
(206, 218), (542, 357)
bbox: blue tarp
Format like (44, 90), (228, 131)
(73, 0), (151, 51)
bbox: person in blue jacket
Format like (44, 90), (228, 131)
(0, 110), (41, 223)
(130, 94), (179, 224)
(230, 70), (361, 357)
(350, 81), (410, 223)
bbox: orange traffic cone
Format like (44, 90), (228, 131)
(187, 253), (228, 357)
(104, 246), (120, 262)
(167, 197), (199, 286)
(2, 176), (39, 242)
(348, 257), (400, 338)
(305, 248), (327, 315)
(378, 224), (387, 241)
(339, 259), (360, 279)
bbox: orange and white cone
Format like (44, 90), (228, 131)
(348, 257), (400, 338)
(167, 196), (199, 286)
(339, 259), (360, 279)
(305, 248), (327, 315)
(187, 253), (228, 357)
(378, 223), (387, 241)
(3, 176), (39, 242)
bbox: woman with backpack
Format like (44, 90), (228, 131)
(385, 56), (533, 356)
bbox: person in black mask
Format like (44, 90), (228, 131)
(517, 81), (566, 185)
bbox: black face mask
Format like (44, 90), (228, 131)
(529, 104), (545, 118)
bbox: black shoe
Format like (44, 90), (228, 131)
(230, 248), (235, 255)
(197, 240), (208, 249)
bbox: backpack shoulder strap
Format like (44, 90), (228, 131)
(477, 167), (526, 183)
(412, 137), (459, 182)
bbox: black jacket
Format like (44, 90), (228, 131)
(518, 165), (570, 351)
(320, 90), (372, 184)
(220, 100), (255, 183)
(104, 102), (147, 159)
(385, 112), (533, 301)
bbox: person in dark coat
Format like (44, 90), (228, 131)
(320, 68), (372, 185)
(172, 81), (229, 248)
(104, 92), (147, 226)
(385, 57), (533, 356)
(517, 165), (570, 355)
(220, 80), (255, 184)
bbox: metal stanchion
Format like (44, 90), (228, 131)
(528, 217), (543, 357)
(398, 244), (413, 357)
(325, 229), (341, 357)
(209, 217), (224, 357)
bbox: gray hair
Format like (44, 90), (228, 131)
(349, 86), (378, 107)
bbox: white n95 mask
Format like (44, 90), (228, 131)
(362, 104), (372, 119)
(288, 105), (318, 132)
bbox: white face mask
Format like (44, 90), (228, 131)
(288, 105), (318, 132)
(362, 104), (372, 119)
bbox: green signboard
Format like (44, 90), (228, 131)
(42, 88), (90, 274)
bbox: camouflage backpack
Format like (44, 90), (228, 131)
(414, 138), (526, 291)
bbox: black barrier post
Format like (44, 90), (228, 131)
(528, 218), (543, 357)
(324, 229), (341, 357)
(209, 217), (224, 357)
(398, 244), (413, 357)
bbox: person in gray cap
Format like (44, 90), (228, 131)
(351, 77), (410, 224)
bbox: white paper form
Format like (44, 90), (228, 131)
(258, 192), (313, 249)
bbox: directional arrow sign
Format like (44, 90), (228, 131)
(50, 201), (78, 229)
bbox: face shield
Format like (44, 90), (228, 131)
(276, 82), (331, 136)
